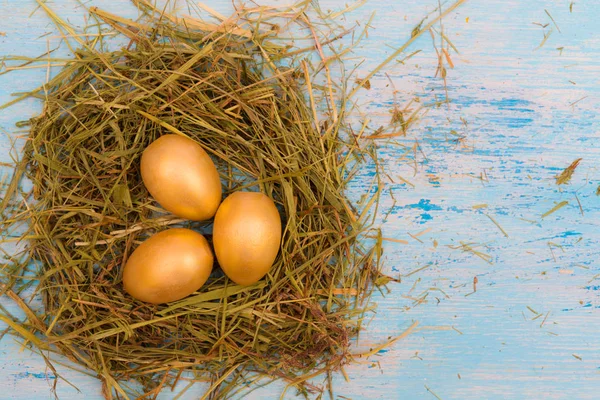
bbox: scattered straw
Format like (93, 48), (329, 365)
(555, 158), (582, 185)
(541, 200), (569, 218)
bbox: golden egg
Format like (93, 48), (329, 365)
(213, 192), (282, 286)
(141, 134), (222, 221)
(123, 228), (213, 304)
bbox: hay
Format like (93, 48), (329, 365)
(0, 0), (464, 397)
(1, 1), (385, 398)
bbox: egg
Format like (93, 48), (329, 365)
(123, 228), (213, 304)
(213, 192), (282, 285)
(141, 134), (222, 221)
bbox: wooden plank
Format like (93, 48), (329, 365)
(1, 0), (599, 399)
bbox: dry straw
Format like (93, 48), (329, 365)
(0, 0), (464, 398)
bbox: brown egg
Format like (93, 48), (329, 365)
(123, 228), (213, 304)
(213, 192), (282, 285)
(141, 134), (222, 221)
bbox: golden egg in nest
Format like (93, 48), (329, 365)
(123, 228), (213, 304)
(141, 134), (222, 221)
(213, 192), (282, 286)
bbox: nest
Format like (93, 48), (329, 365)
(0, 1), (394, 398)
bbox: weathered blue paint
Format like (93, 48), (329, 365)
(12, 372), (56, 380)
(2, 0), (600, 399)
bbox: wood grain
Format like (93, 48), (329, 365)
(1, 0), (599, 399)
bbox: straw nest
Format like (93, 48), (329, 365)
(1, 1), (391, 398)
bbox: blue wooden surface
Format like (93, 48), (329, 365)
(2, 0), (600, 399)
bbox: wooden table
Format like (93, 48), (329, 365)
(1, 0), (599, 398)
